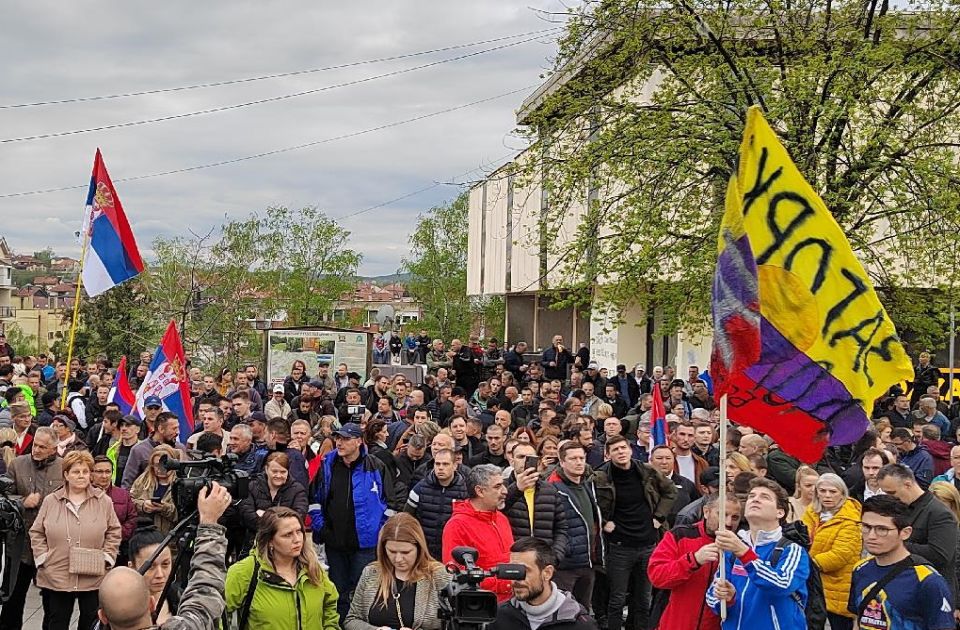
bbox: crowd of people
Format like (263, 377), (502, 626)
(0, 332), (959, 630)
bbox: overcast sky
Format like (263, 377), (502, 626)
(0, 2), (566, 276)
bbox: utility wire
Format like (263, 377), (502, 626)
(0, 85), (535, 199)
(335, 152), (519, 221)
(0, 28), (560, 110)
(0, 34), (553, 145)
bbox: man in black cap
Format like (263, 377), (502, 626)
(248, 411), (269, 449)
(309, 422), (398, 623)
(108, 414), (143, 486)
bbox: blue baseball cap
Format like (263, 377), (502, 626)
(333, 423), (362, 439)
(144, 395), (163, 409)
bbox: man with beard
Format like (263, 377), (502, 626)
(487, 537), (598, 630)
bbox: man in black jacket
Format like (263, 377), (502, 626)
(548, 442), (603, 608)
(488, 537), (599, 630)
(593, 435), (676, 630)
(504, 341), (529, 381)
(404, 448), (468, 558)
(505, 442), (569, 562)
(884, 393), (913, 429)
(541, 335), (573, 382)
(911, 351), (942, 406)
(468, 424), (509, 469)
(608, 365), (640, 407)
(878, 463), (959, 611)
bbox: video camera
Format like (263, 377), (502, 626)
(438, 546), (525, 630)
(160, 453), (249, 517)
(0, 475), (26, 604)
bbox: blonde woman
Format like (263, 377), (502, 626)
(345, 513), (450, 630)
(226, 506), (339, 629)
(800, 473), (861, 630)
(930, 481), (960, 522)
(724, 452), (752, 491)
(130, 444), (179, 533)
(30, 450), (121, 630)
(788, 465), (820, 523)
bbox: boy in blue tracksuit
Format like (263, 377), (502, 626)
(707, 477), (809, 630)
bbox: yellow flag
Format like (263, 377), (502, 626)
(712, 106), (913, 462)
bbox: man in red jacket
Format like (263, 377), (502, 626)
(647, 493), (742, 630)
(442, 463), (515, 602)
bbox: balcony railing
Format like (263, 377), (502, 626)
(0, 306), (15, 318)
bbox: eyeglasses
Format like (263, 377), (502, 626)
(859, 523), (898, 537)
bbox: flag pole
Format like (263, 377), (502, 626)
(60, 228), (90, 410)
(718, 393), (728, 621)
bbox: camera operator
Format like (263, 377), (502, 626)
(487, 537), (598, 630)
(97, 482), (233, 630)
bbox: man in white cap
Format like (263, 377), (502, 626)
(264, 383), (291, 419)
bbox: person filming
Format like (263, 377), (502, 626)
(96, 482), (234, 630)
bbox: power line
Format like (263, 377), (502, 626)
(0, 85), (535, 199)
(335, 152), (519, 221)
(0, 28), (560, 110)
(0, 34), (554, 145)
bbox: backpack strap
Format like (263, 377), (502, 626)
(768, 538), (805, 610)
(855, 556), (916, 619)
(238, 557), (260, 630)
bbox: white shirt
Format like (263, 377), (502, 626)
(864, 484), (884, 500)
(676, 454), (696, 484)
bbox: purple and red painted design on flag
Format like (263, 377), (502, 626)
(134, 320), (194, 439)
(711, 229), (868, 462)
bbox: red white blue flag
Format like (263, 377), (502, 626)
(134, 321), (194, 438)
(81, 149), (144, 297)
(649, 383), (668, 451)
(108, 355), (136, 415)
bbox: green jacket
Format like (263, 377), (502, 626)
(593, 460), (677, 534)
(225, 551), (340, 630)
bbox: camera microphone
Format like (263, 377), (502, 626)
(451, 546), (478, 567)
(159, 454), (182, 472)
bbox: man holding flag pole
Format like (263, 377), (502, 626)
(704, 106), (914, 630)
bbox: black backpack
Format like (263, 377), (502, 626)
(772, 521), (827, 630)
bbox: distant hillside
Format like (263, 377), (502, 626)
(358, 272), (413, 284)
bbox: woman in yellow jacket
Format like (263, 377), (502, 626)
(226, 506), (339, 630)
(801, 472), (862, 630)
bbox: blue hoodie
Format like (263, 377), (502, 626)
(706, 528), (809, 630)
(900, 443), (934, 489)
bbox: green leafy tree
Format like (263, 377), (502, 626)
(520, 0), (960, 344)
(71, 280), (162, 363)
(404, 193), (504, 340)
(4, 323), (42, 357)
(257, 206), (361, 327)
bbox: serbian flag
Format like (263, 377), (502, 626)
(134, 321), (194, 438)
(649, 383), (668, 451)
(81, 149), (144, 297)
(108, 356), (136, 415)
(711, 107), (913, 463)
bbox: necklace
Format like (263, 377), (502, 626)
(392, 579), (411, 629)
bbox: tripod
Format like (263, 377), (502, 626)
(137, 509), (199, 624)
